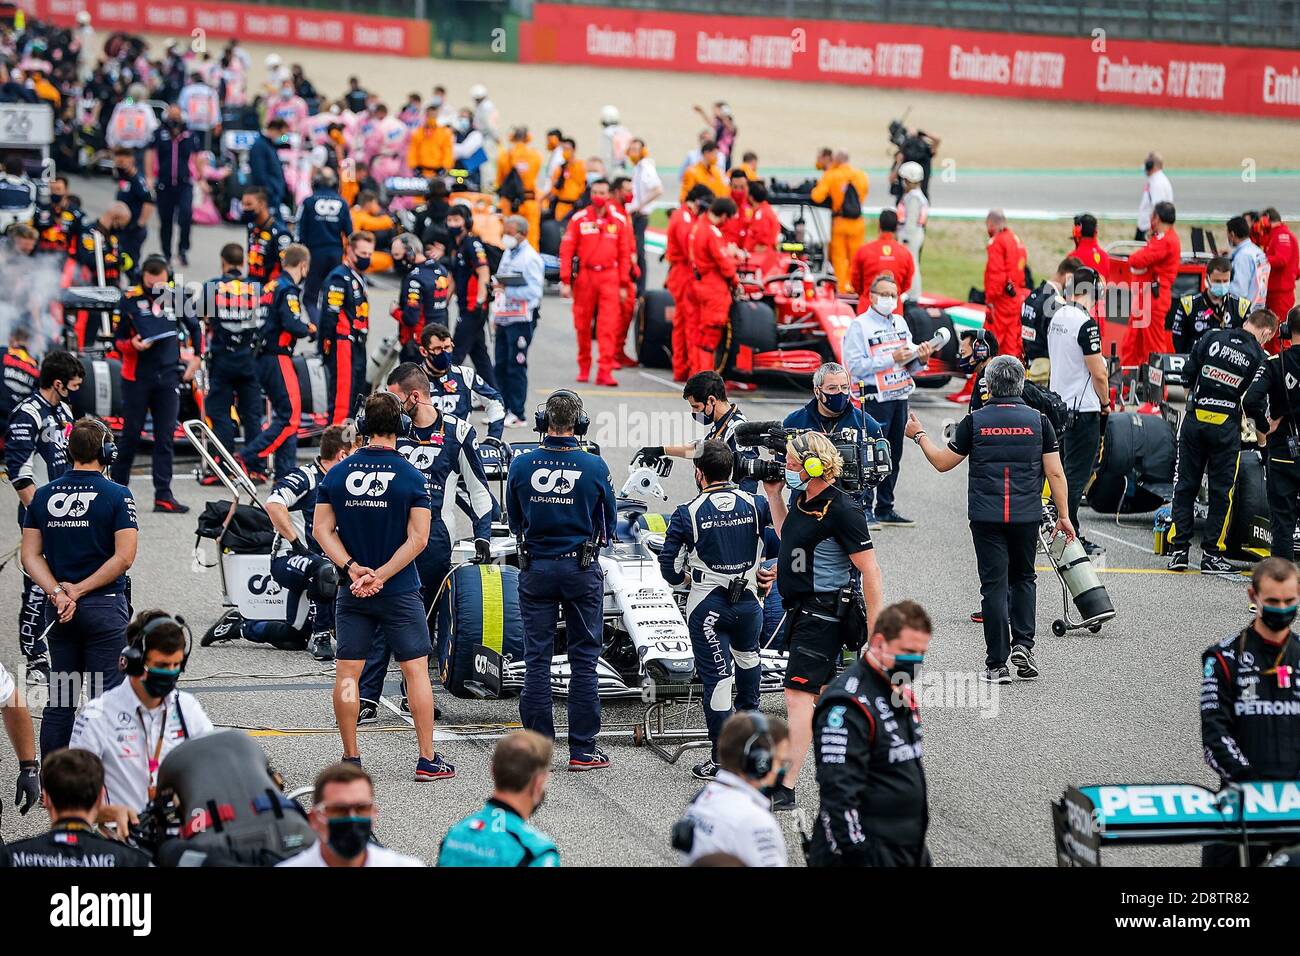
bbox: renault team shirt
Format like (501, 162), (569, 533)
(316, 446), (431, 595)
(24, 471), (138, 596)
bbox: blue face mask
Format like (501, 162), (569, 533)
(426, 351), (451, 373)
(784, 468), (808, 491)
(891, 652), (925, 679)
(819, 390), (849, 415)
(1209, 282), (1230, 298)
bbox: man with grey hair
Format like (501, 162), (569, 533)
(906, 355), (1074, 683)
(493, 215), (545, 427)
(783, 362), (883, 512)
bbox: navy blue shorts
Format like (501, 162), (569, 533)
(335, 589), (431, 663)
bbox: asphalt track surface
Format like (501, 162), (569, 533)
(0, 173), (1249, 867)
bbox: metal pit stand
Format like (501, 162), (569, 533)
(630, 686), (711, 764)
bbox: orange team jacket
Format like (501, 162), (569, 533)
(558, 204), (633, 283)
(550, 159), (587, 218)
(680, 161), (728, 202)
(851, 234), (914, 313)
(407, 124), (453, 172)
(1127, 228), (1182, 326)
(984, 228), (1029, 299)
(811, 164), (869, 214)
(497, 143), (542, 199)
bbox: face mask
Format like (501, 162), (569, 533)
(353, 255), (371, 272)
(142, 666), (181, 699)
(819, 390), (849, 415)
(241, 209), (258, 225)
(430, 96), (443, 108)
(873, 296), (898, 315)
(591, 196), (608, 209)
(784, 467), (807, 491)
(731, 189), (746, 203)
(1261, 604), (1299, 632)
(889, 652), (925, 679)
(692, 401), (713, 425)
(1209, 282), (1230, 298)
(958, 354), (977, 375)
(501, 235), (518, 250)
(427, 351), (451, 373)
(114, 166), (130, 178)
(326, 816), (371, 860)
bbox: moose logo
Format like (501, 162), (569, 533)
(345, 470), (395, 498)
(530, 468), (583, 495)
(47, 491), (98, 519)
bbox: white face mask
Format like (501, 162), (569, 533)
(873, 295), (897, 315)
(501, 235), (518, 250)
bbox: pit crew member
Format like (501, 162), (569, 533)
(1167, 309), (1274, 575)
(320, 230), (374, 425)
(659, 440), (772, 779)
(810, 601), (932, 867)
(418, 323), (505, 439)
(1020, 257), (1081, 386)
(674, 713), (790, 866)
(506, 390), (617, 771)
(1167, 256), (1253, 355)
(242, 186), (291, 286)
(393, 231), (451, 365)
(635, 371), (758, 491)
(6, 350), (82, 678)
(1200, 558), (1300, 866)
(1245, 309), (1300, 559)
(68, 610), (214, 816)
(199, 243), (263, 474)
(560, 179), (634, 387)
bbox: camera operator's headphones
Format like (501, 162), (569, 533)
(790, 431), (825, 479)
(119, 612), (192, 677)
(83, 417), (117, 467)
(534, 388), (590, 437)
(970, 328), (992, 365)
(355, 391), (412, 438)
(741, 712), (774, 778)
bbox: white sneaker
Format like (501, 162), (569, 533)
(504, 413), (530, 429)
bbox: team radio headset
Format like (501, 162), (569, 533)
(523, 390), (597, 569)
(118, 613), (194, 801)
(669, 713), (774, 854)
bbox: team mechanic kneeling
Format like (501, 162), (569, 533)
(659, 440), (773, 780)
(764, 430), (884, 812)
(201, 425), (351, 658)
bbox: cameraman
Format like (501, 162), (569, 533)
(636, 371), (758, 491)
(659, 440), (771, 780)
(764, 431), (884, 812)
(783, 362), (883, 516)
(674, 712), (790, 867)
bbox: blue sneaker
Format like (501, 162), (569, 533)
(864, 509), (883, 530)
(568, 747), (611, 772)
(342, 755), (362, 767)
(415, 754), (456, 781)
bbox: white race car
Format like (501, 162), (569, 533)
(441, 450), (788, 700)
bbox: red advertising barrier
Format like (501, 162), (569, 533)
(521, 3), (1300, 119)
(21, 0), (430, 57)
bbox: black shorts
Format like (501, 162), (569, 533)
(783, 607), (846, 692)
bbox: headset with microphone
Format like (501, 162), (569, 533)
(84, 417), (118, 468)
(119, 612), (193, 677)
(533, 388), (590, 437)
(741, 712), (774, 779)
(970, 328), (992, 365)
(354, 391), (412, 439)
(790, 431), (826, 479)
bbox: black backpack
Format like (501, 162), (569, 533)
(1023, 381), (1070, 435)
(195, 500), (274, 554)
(839, 182), (862, 220)
(497, 166), (526, 207)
